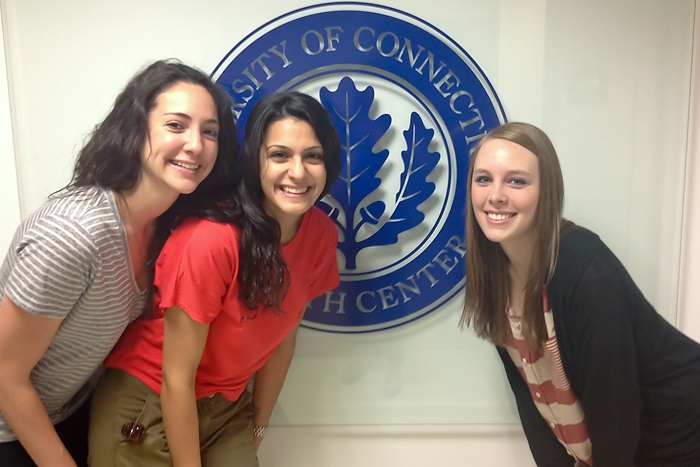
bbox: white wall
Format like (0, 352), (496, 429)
(0, 4), (21, 254)
(258, 425), (535, 467)
(679, 3), (700, 342)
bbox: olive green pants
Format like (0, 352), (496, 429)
(88, 368), (258, 467)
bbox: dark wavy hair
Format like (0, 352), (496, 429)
(69, 59), (238, 197)
(233, 91), (341, 311)
(67, 59), (239, 302)
(462, 122), (564, 350)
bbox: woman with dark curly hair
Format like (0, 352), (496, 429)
(90, 91), (341, 467)
(0, 59), (239, 467)
(463, 121), (700, 467)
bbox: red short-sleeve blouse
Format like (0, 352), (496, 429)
(106, 207), (339, 401)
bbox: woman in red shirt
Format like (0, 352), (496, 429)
(89, 92), (341, 467)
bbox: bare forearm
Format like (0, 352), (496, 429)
(253, 342), (296, 427)
(0, 380), (76, 467)
(161, 383), (202, 467)
(0, 296), (72, 465)
(161, 305), (210, 467)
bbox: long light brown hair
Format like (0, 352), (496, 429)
(461, 122), (564, 349)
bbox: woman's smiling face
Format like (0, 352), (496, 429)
(259, 117), (327, 228)
(140, 81), (220, 198)
(470, 138), (540, 253)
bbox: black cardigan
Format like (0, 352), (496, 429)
(499, 226), (700, 467)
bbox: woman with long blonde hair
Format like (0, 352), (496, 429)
(463, 122), (700, 466)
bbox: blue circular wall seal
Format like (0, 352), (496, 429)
(212, 2), (506, 332)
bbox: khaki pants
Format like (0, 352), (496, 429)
(88, 368), (258, 467)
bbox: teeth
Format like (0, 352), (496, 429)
(488, 213), (514, 221)
(281, 186), (308, 194)
(172, 161), (199, 170)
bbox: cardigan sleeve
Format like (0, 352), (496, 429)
(497, 347), (574, 466)
(560, 244), (642, 467)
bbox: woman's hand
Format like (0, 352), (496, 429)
(252, 313), (304, 449)
(254, 434), (263, 451)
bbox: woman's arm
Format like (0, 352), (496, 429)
(0, 295), (77, 467)
(251, 315), (303, 450)
(556, 240), (644, 467)
(161, 306), (210, 467)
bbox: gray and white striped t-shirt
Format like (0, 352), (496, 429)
(0, 186), (147, 442)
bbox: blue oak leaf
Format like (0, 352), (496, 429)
(318, 77), (392, 269)
(362, 112), (439, 246)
